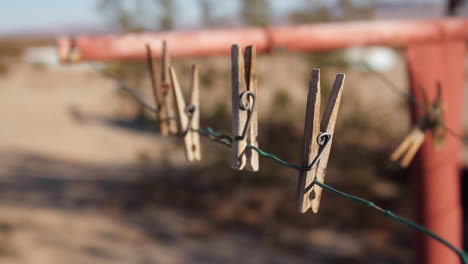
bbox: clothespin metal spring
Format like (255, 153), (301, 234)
(180, 104), (197, 137)
(303, 132), (333, 171)
(303, 132), (333, 193)
(234, 91), (256, 141)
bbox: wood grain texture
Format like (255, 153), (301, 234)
(189, 65), (201, 161)
(169, 67), (194, 162)
(162, 40), (179, 134)
(146, 44), (169, 136)
(244, 46), (259, 171)
(297, 69), (321, 213)
(311, 73), (345, 213)
(231, 44), (248, 170)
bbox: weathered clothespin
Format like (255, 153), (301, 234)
(146, 44), (169, 136)
(63, 39), (80, 63)
(390, 127), (425, 168)
(169, 65), (201, 162)
(231, 44), (259, 171)
(390, 83), (445, 168)
(161, 40), (179, 134)
(297, 69), (345, 214)
(427, 83), (445, 148)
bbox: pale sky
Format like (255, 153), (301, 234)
(0, 0), (444, 35)
(0, 0), (296, 34)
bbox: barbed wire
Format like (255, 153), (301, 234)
(96, 67), (468, 263)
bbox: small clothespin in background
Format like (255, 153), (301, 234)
(160, 40), (179, 134)
(64, 39), (80, 63)
(298, 69), (345, 214)
(426, 82), (445, 148)
(146, 44), (169, 136)
(231, 44), (259, 171)
(390, 83), (445, 168)
(169, 64), (201, 162)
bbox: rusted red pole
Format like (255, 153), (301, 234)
(406, 41), (465, 264)
(57, 19), (468, 62)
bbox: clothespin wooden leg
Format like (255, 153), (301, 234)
(390, 128), (425, 168)
(231, 44), (259, 171)
(189, 65), (201, 161)
(298, 70), (345, 214)
(146, 44), (169, 136)
(310, 73), (345, 213)
(244, 46), (259, 171)
(169, 67), (195, 162)
(231, 44), (248, 170)
(161, 40), (179, 134)
(400, 129), (425, 168)
(390, 129), (419, 162)
(297, 69), (322, 213)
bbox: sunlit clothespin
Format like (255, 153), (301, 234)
(231, 44), (259, 171)
(390, 83), (445, 168)
(169, 65), (201, 162)
(297, 69), (345, 214)
(146, 44), (169, 136)
(160, 40), (179, 134)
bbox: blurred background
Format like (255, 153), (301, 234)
(0, 0), (468, 263)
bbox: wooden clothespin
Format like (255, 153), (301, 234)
(297, 69), (345, 214)
(390, 127), (425, 168)
(428, 82), (445, 148)
(390, 83), (445, 168)
(231, 44), (259, 171)
(146, 44), (169, 136)
(169, 65), (201, 162)
(161, 40), (179, 134)
(63, 39), (80, 63)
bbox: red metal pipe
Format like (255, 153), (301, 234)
(406, 41), (465, 264)
(271, 19), (468, 51)
(57, 18), (468, 62)
(57, 28), (270, 62)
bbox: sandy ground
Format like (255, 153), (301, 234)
(0, 63), (181, 164)
(0, 56), (465, 263)
(0, 62), (318, 264)
(0, 204), (315, 264)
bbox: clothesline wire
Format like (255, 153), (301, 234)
(94, 65), (468, 263)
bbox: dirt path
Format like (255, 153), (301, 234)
(0, 63), (183, 164)
(0, 54), (464, 263)
(0, 63), (317, 264)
